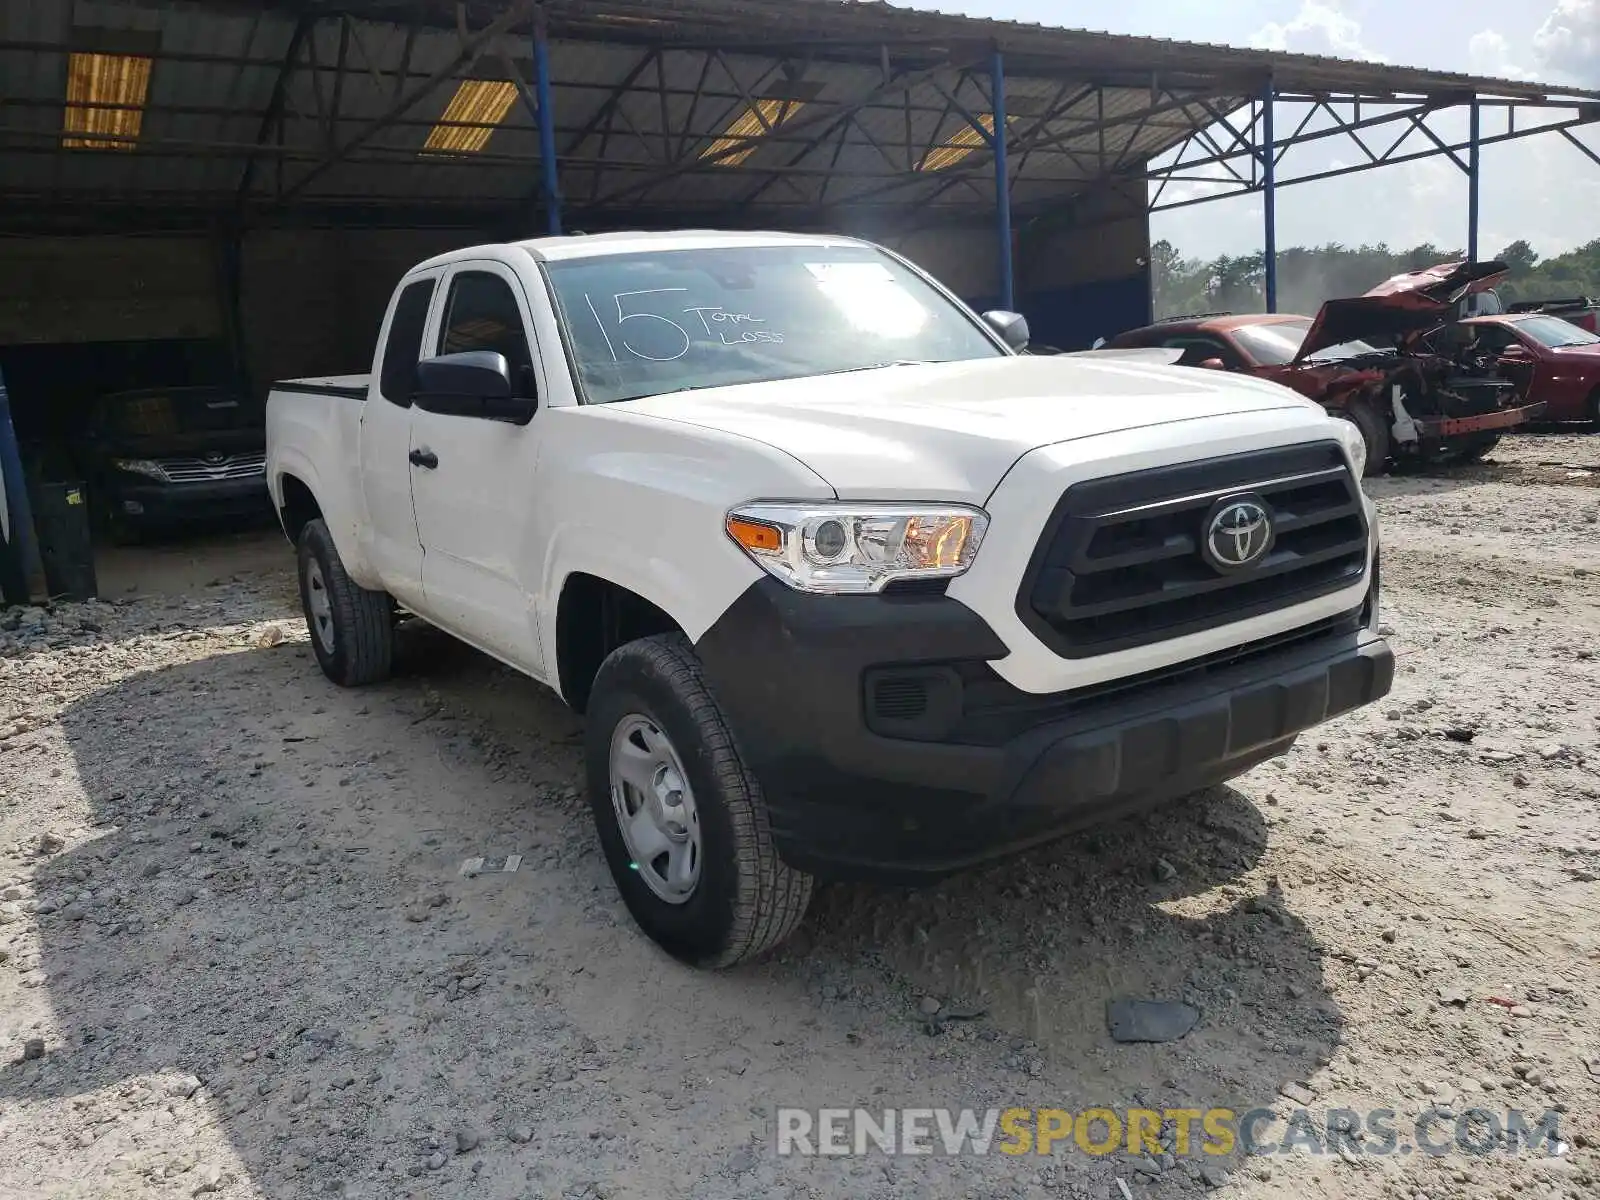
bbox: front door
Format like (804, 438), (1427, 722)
(408, 261), (549, 676)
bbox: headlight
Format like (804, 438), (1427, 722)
(726, 503), (988, 594)
(1335, 419), (1367, 477)
(111, 458), (169, 482)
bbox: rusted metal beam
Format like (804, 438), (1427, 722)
(731, 56), (981, 210)
(563, 48), (656, 156)
(1149, 108), (1600, 211)
(236, 12), (313, 210)
(328, 15), (351, 151)
(272, 0), (536, 206)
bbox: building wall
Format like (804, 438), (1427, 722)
(1019, 187), (1153, 350)
(0, 208), (1153, 419)
(238, 229), (470, 390)
(837, 199), (1154, 351)
(0, 237), (221, 346)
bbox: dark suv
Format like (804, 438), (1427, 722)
(79, 386), (271, 540)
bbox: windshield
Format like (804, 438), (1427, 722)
(1514, 315), (1600, 348)
(1231, 318), (1382, 365)
(95, 390), (261, 439)
(542, 244), (1005, 403)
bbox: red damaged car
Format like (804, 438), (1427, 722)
(1106, 262), (1546, 475)
(1443, 313), (1600, 425)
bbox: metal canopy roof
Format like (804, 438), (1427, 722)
(1, 0), (1597, 233)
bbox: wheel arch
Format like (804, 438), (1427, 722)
(277, 472), (322, 543)
(555, 572), (688, 714)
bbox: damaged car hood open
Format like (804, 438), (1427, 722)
(1295, 260), (1509, 362)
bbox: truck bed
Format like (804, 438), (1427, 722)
(272, 374), (370, 400)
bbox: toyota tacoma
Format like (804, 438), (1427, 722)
(266, 231), (1392, 967)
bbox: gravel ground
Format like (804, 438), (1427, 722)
(1, 433), (1597, 1200)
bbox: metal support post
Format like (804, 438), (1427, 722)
(1261, 82), (1277, 313)
(534, 10), (561, 235)
(1468, 95), (1481, 261)
(0, 365), (41, 605)
(991, 48), (1014, 310)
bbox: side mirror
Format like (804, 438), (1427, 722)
(982, 309), (1030, 352)
(414, 351), (537, 424)
(1197, 357), (1228, 371)
(1498, 344), (1529, 359)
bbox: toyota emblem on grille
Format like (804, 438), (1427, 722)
(204, 451), (225, 464)
(1203, 494), (1274, 571)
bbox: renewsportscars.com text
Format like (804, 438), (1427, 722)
(775, 1106), (1566, 1158)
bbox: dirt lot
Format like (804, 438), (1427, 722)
(2, 434), (1597, 1200)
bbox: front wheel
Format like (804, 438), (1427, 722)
(585, 633), (813, 968)
(296, 518), (394, 686)
(1339, 398), (1391, 478)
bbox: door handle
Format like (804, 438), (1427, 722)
(408, 448), (438, 469)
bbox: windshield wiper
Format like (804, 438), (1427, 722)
(609, 383), (726, 404)
(815, 359), (941, 377)
(607, 360), (944, 403)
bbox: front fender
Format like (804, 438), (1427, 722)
(538, 523), (765, 672)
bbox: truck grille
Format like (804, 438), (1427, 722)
(1019, 441), (1368, 658)
(157, 453), (267, 483)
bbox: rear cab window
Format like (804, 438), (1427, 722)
(379, 278), (437, 407)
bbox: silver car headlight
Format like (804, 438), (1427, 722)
(111, 457), (169, 482)
(726, 503), (988, 595)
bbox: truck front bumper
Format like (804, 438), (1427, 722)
(694, 578), (1393, 883)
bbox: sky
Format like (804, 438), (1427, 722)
(895, 0), (1600, 262)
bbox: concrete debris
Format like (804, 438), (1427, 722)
(1106, 999), (1199, 1044)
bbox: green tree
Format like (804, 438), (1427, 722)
(1493, 239), (1539, 273)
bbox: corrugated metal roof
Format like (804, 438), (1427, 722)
(0, 0), (1594, 229)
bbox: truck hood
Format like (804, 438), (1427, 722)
(1296, 259), (1511, 362)
(619, 356), (1315, 502)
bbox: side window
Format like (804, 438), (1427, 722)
(1473, 324), (1517, 353)
(438, 271), (535, 392)
(1164, 337), (1235, 368)
(378, 279), (436, 407)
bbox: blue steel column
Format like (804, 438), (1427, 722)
(991, 49), (1015, 311)
(1261, 82), (1277, 313)
(0, 365), (40, 605)
(533, 13), (561, 235)
(1467, 96), (1481, 261)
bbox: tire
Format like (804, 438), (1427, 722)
(1340, 398), (1391, 478)
(296, 518), (394, 686)
(585, 632), (813, 968)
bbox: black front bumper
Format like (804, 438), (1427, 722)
(112, 476), (273, 525)
(694, 578), (1393, 883)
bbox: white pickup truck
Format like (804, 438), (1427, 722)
(266, 230), (1392, 967)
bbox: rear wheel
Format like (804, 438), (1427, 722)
(585, 633), (813, 967)
(296, 518), (393, 686)
(1339, 398), (1390, 478)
